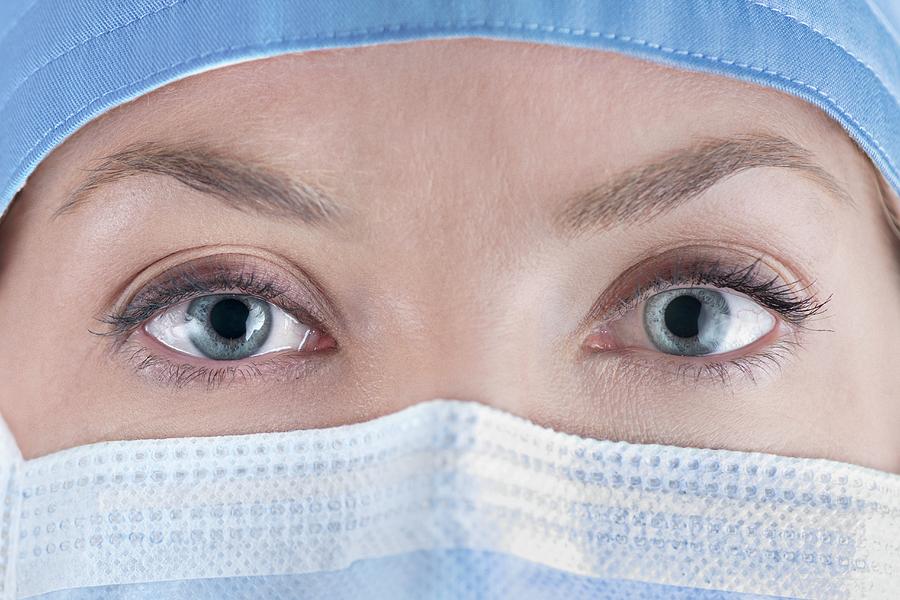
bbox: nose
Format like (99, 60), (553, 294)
(340, 254), (576, 426)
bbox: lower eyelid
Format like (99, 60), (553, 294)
(112, 328), (335, 389)
(583, 319), (800, 388)
(599, 340), (801, 388)
(586, 307), (787, 356)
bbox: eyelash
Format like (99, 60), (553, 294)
(603, 256), (832, 386)
(97, 255), (830, 389)
(95, 265), (332, 389)
(98, 268), (323, 339)
(611, 256), (831, 325)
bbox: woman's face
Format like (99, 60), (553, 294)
(1, 39), (898, 470)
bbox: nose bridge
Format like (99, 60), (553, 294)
(348, 73), (549, 409)
(359, 237), (545, 415)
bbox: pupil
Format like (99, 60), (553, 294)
(664, 294), (702, 338)
(209, 298), (250, 339)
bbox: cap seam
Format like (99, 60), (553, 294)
(744, 0), (899, 109)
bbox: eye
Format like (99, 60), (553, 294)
(145, 293), (328, 360)
(581, 248), (830, 386)
(643, 287), (775, 356)
(586, 284), (785, 359)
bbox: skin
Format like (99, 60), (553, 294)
(0, 39), (898, 471)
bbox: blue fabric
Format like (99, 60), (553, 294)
(30, 548), (784, 600)
(0, 0), (898, 216)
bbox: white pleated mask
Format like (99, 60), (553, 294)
(0, 399), (897, 599)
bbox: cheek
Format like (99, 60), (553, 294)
(825, 222), (900, 469)
(0, 249), (87, 455)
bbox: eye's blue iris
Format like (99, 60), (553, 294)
(186, 294), (272, 360)
(644, 288), (730, 356)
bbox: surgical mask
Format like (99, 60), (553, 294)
(0, 400), (896, 599)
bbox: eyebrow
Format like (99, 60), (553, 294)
(555, 134), (854, 236)
(54, 142), (344, 224)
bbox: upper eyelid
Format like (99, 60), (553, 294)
(596, 281), (766, 331)
(124, 283), (322, 333)
(577, 248), (827, 337)
(581, 265), (747, 327)
(97, 253), (342, 340)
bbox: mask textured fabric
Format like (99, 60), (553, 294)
(0, 0), (898, 220)
(0, 400), (896, 599)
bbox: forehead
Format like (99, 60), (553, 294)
(30, 39), (861, 275)
(58, 38), (840, 167)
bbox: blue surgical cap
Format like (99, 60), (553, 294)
(1, 1), (899, 219)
